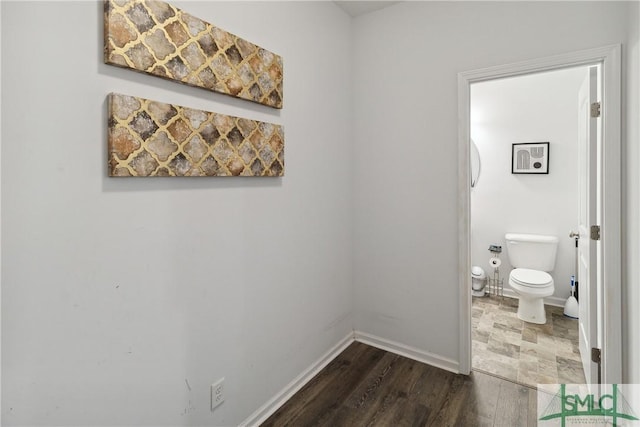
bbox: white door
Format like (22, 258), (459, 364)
(577, 66), (599, 385)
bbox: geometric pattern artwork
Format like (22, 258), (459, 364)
(104, 0), (283, 109)
(108, 93), (284, 177)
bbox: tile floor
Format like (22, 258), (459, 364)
(472, 295), (586, 388)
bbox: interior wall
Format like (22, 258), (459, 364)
(1, 1), (353, 425)
(2, 1), (638, 424)
(470, 67), (586, 303)
(623, 1), (640, 386)
(352, 1), (630, 363)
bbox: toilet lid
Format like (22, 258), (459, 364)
(511, 268), (552, 286)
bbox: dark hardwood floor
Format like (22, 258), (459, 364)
(261, 341), (538, 427)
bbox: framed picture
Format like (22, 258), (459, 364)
(512, 142), (549, 174)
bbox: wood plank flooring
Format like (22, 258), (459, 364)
(261, 342), (538, 427)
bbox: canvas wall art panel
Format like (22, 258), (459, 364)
(108, 93), (284, 177)
(104, 0), (283, 109)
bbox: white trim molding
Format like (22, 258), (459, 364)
(458, 45), (622, 381)
(354, 331), (459, 374)
(239, 332), (355, 427)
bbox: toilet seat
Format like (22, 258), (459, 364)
(510, 268), (553, 287)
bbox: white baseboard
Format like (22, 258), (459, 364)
(498, 288), (566, 308)
(240, 331), (463, 426)
(544, 295), (567, 308)
(239, 332), (355, 427)
(353, 331), (459, 374)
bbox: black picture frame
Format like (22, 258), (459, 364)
(512, 142), (550, 174)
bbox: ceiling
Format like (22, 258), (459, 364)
(333, 1), (401, 17)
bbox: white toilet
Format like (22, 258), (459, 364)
(504, 233), (559, 324)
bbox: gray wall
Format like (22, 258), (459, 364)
(2, 1), (639, 426)
(352, 1), (634, 369)
(1, 1), (353, 425)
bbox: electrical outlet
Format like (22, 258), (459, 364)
(211, 378), (225, 410)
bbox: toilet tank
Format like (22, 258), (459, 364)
(504, 233), (559, 271)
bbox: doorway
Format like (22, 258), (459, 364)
(469, 66), (590, 387)
(457, 45), (622, 385)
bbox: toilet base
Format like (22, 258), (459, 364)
(516, 296), (547, 324)
(472, 289), (486, 297)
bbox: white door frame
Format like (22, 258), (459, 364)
(457, 45), (622, 384)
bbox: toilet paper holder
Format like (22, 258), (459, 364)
(487, 245), (504, 298)
(488, 244), (502, 254)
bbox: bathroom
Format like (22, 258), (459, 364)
(469, 65), (591, 387)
